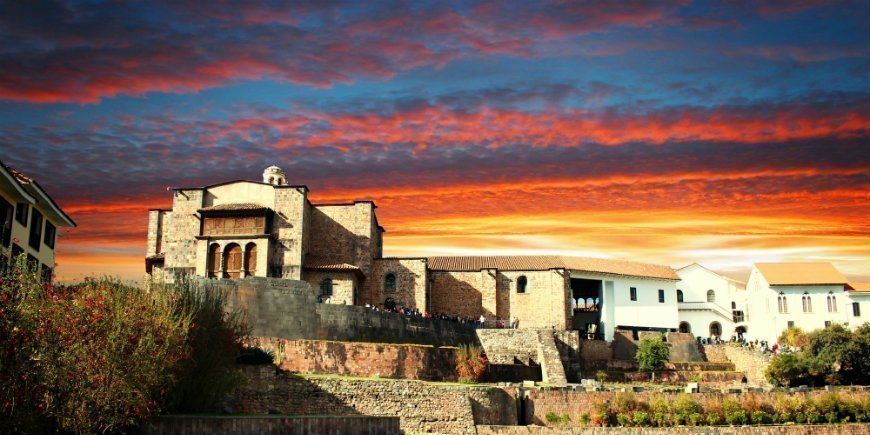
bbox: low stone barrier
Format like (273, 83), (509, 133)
(140, 415), (400, 435)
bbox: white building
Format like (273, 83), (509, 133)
(845, 282), (869, 329)
(745, 262), (852, 343)
(675, 263), (746, 340)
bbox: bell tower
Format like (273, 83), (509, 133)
(262, 165), (286, 186)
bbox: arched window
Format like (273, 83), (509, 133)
(731, 301), (736, 309)
(778, 292), (787, 313)
(802, 292), (812, 313)
(677, 289), (684, 302)
(517, 276), (527, 293)
(244, 242), (257, 277)
(384, 273), (397, 292)
(706, 289), (715, 303)
(709, 321), (721, 338)
(827, 293), (837, 313)
(223, 243), (242, 279)
(268, 176), (274, 184)
(206, 243), (220, 279)
(320, 278), (333, 297)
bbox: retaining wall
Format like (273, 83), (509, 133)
(140, 415), (400, 435)
(212, 277), (477, 346)
(721, 345), (773, 387)
(226, 365), (518, 435)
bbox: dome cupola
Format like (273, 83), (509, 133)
(262, 165), (286, 186)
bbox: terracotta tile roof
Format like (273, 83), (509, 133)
(427, 255), (564, 272)
(847, 282), (870, 292)
(198, 203), (269, 212)
(426, 255), (679, 280)
(304, 255), (361, 272)
(755, 262), (848, 286)
(561, 256), (680, 280)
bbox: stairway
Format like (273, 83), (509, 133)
(535, 330), (568, 387)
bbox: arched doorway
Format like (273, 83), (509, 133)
(223, 243), (242, 279)
(679, 322), (691, 334)
(709, 321), (721, 338)
(207, 243), (220, 278)
(244, 242), (257, 277)
(384, 297), (397, 311)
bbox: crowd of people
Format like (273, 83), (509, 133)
(698, 333), (795, 356)
(362, 303), (519, 329)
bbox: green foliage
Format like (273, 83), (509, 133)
(635, 335), (670, 372)
(766, 353), (810, 387)
(1, 256), (191, 433)
(616, 413), (631, 427)
(455, 344), (487, 383)
(769, 323), (870, 387)
(560, 413), (571, 423)
(652, 412), (669, 427)
(580, 413), (591, 425)
(672, 394), (702, 416)
(778, 326), (809, 349)
(751, 411), (769, 425)
(688, 413), (703, 426)
(163, 278), (248, 413)
(595, 370), (608, 383)
(545, 412), (559, 423)
(690, 372), (703, 383)
(611, 392), (639, 414)
(632, 411), (650, 426)
(707, 412), (721, 426)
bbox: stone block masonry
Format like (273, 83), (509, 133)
(257, 337), (458, 381)
(141, 415), (400, 435)
(227, 366), (518, 435)
(721, 344), (773, 387)
(214, 277), (477, 346)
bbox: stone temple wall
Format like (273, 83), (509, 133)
(212, 277), (477, 346)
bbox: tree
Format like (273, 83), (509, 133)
(765, 353), (810, 387)
(456, 344), (487, 383)
(635, 335), (670, 376)
(805, 324), (853, 384)
(778, 326), (809, 350)
(840, 323), (870, 385)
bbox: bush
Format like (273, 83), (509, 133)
(616, 413), (631, 427)
(653, 412), (669, 427)
(726, 410), (748, 426)
(751, 411), (769, 425)
(580, 413), (591, 425)
(635, 335), (670, 372)
(545, 412), (559, 423)
(673, 394), (702, 416)
(595, 370), (608, 383)
(456, 344), (487, 383)
(612, 392), (639, 414)
(707, 412), (721, 426)
(632, 411), (650, 426)
(766, 353), (809, 387)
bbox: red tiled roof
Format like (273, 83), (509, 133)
(304, 256), (361, 273)
(561, 256), (679, 280)
(426, 255), (564, 272)
(847, 282), (870, 292)
(426, 255), (679, 280)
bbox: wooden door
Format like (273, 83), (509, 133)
(245, 243), (257, 277)
(224, 244), (242, 279)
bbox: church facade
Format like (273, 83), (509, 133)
(146, 166), (683, 336)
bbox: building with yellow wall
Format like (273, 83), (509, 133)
(0, 160), (76, 281)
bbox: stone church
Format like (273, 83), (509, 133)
(146, 166), (682, 337)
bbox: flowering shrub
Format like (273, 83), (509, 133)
(455, 344), (487, 383)
(0, 256), (249, 433)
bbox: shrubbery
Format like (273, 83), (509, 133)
(455, 344), (487, 383)
(635, 335), (669, 373)
(566, 392), (869, 428)
(0, 256), (249, 433)
(766, 324), (870, 387)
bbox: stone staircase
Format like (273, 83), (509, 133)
(535, 330), (568, 387)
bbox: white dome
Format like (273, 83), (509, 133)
(262, 165), (286, 185)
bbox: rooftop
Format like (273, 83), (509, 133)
(426, 255), (679, 280)
(198, 203), (270, 212)
(847, 282), (870, 292)
(755, 262), (848, 286)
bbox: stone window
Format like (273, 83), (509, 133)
(706, 289), (715, 303)
(320, 278), (333, 297)
(777, 293), (787, 313)
(802, 292), (812, 313)
(517, 276), (527, 293)
(384, 273), (397, 292)
(28, 209), (43, 251)
(629, 287), (637, 301)
(658, 289), (665, 303)
(731, 301), (736, 309)
(244, 242), (257, 277)
(14, 202), (27, 226)
(709, 321), (721, 337)
(826, 293), (837, 313)
(853, 302), (861, 317)
(202, 214), (267, 236)
(676, 289), (683, 302)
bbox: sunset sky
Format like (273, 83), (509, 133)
(0, 0), (867, 284)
